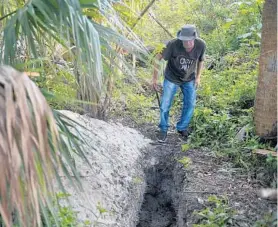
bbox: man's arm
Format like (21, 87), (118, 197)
(152, 53), (163, 91)
(195, 60), (204, 88)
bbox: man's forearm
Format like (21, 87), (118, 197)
(153, 54), (163, 80)
(153, 61), (159, 80)
(196, 61), (204, 79)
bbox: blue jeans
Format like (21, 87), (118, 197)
(159, 79), (196, 132)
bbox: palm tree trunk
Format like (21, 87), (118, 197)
(254, 0), (277, 138)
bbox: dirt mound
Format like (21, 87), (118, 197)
(58, 111), (151, 226)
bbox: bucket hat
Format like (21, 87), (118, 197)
(177, 25), (197, 41)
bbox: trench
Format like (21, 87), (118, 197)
(136, 142), (186, 227)
(137, 161), (176, 227)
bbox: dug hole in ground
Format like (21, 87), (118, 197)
(58, 111), (277, 227)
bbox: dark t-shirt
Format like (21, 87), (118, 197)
(161, 38), (206, 85)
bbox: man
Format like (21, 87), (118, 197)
(152, 24), (206, 142)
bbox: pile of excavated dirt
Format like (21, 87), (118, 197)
(58, 111), (151, 226)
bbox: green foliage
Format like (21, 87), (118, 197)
(111, 67), (159, 124)
(197, 48), (259, 110)
(38, 70), (77, 110)
(43, 192), (91, 227)
(43, 196), (111, 227)
(112, 88), (157, 124)
(122, 0), (263, 56)
(1, 0), (146, 116)
(96, 202), (108, 215)
(133, 176), (143, 184)
(254, 212), (277, 227)
(177, 156), (192, 168)
(181, 143), (190, 152)
(266, 154), (277, 174)
(193, 195), (236, 227)
(255, 154), (277, 188)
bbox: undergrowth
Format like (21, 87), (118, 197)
(193, 195), (277, 227)
(193, 195), (236, 227)
(111, 46), (277, 183)
(41, 192), (111, 227)
(35, 67), (78, 110)
(42, 192), (91, 227)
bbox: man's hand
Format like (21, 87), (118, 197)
(152, 77), (159, 91)
(195, 77), (201, 88)
(152, 53), (163, 91)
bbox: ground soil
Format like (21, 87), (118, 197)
(113, 119), (277, 227)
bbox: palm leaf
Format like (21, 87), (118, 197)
(0, 65), (86, 226)
(0, 0), (147, 111)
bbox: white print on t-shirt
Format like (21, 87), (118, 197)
(179, 57), (194, 71)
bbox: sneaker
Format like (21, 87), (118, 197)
(177, 130), (189, 139)
(158, 131), (167, 143)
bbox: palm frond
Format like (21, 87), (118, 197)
(0, 65), (86, 226)
(0, 0), (147, 110)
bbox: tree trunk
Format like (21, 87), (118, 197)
(254, 0), (277, 138)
